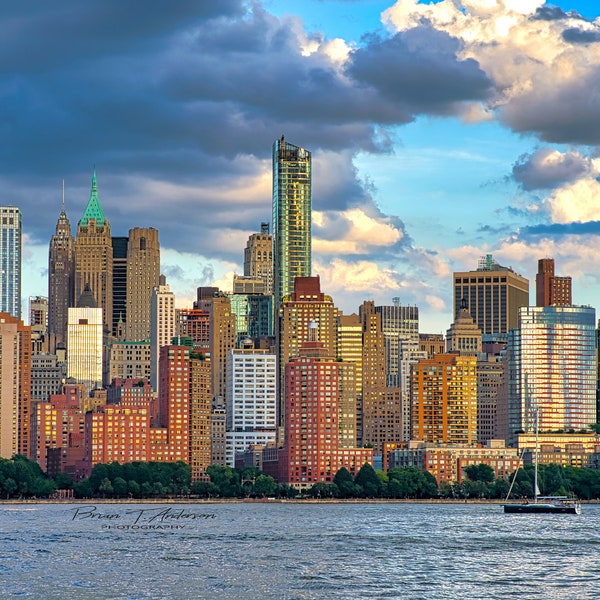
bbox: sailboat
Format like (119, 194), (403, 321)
(503, 408), (581, 515)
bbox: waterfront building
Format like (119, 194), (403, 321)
(536, 257), (572, 307)
(453, 254), (529, 335)
(411, 354), (478, 445)
(48, 202), (75, 349)
(243, 223), (273, 295)
(477, 357), (505, 445)
(125, 227), (160, 341)
(399, 339), (427, 442)
(507, 305), (596, 444)
(74, 171), (113, 330)
(272, 137), (311, 312)
(386, 439), (520, 485)
(149, 277), (176, 393)
(225, 347), (277, 467)
(280, 324), (372, 488)
(189, 357), (212, 480)
(0, 312), (31, 459)
(0, 206), (21, 318)
(517, 432), (600, 468)
(66, 285), (103, 393)
(211, 396), (227, 466)
(277, 276), (337, 431)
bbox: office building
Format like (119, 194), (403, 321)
(125, 227), (160, 341)
(74, 170), (113, 330)
(111, 236), (128, 336)
(243, 223), (273, 295)
(66, 284), (103, 393)
(272, 137), (311, 311)
(108, 340), (151, 382)
(0, 206), (21, 318)
(507, 305), (596, 444)
(0, 313), (31, 459)
(536, 257), (572, 307)
(445, 299), (482, 356)
(453, 254), (529, 335)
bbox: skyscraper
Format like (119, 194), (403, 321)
(0, 312), (31, 458)
(244, 223), (273, 295)
(125, 227), (160, 342)
(67, 284), (103, 393)
(453, 254), (529, 336)
(0, 206), (22, 318)
(74, 170), (113, 330)
(150, 276), (176, 393)
(272, 137), (311, 311)
(507, 305), (596, 444)
(536, 257), (572, 307)
(48, 199), (74, 348)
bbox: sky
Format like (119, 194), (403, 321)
(6, 0), (600, 334)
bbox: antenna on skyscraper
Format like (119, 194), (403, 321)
(62, 179), (65, 211)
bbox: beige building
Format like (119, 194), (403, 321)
(150, 277), (176, 393)
(243, 224), (273, 295)
(74, 170), (113, 331)
(108, 340), (151, 382)
(125, 227), (160, 342)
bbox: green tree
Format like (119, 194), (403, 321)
(191, 480), (220, 498)
(464, 464), (495, 483)
(253, 474), (277, 498)
(333, 467), (357, 498)
(112, 477), (128, 497)
(99, 477), (114, 497)
(354, 463), (381, 497)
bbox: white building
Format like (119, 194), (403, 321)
(225, 346), (277, 467)
(67, 284), (103, 393)
(150, 276), (176, 393)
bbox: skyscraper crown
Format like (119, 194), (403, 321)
(79, 169), (106, 226)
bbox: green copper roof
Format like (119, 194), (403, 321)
(79, 169), (106, 226)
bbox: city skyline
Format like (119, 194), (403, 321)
(6, 0), (600, 332)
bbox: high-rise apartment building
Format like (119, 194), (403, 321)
(48, 203), (74, 348)
(536, 258), (572, 307)
(281, 326), (372, 487)
(0, 206), (21, 318)
(189, 356), (212, 480)
(150, 276), (176, 393)
(243, 223), (273, 295)
(0, 312), (31, 459)
(277, 276), (337, 430)
(507, 305), (596, 444)
(125, 227), (160, 341)
(225, 347), (277, 466)
(399, 339), (427, 441)
(272, 137), (311, 311)
(453, 254), (529, 336)
(375, 302), (419, 388)
(411, 353), (478, 445)
(74, 171), (113, 330)
(67, 285), (103, 393)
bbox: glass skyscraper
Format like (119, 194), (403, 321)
(507, 305), (597, 444)
(0, 206), (21, 318)
(272, 137), (311, 312)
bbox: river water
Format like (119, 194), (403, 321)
(0, 501), (597, 599)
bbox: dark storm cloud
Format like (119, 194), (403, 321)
(512, 148), (591, 191)
(347, 27), (493, 114)
(562, 28), (600, 44)
(531, 6), (585, 21)
(1, 0), (492, 264)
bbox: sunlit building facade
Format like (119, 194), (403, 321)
(272, 137), (311, 312)
(507, 305), (596, 444)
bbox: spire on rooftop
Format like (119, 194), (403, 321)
(79, 168), (107, 227)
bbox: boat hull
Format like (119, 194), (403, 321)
(503, 503), (580, 514)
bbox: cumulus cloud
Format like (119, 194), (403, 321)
(383, 0), (600, 144)
(513, 148), (594, 190)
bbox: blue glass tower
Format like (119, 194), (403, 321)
(0, 206), (21, 318)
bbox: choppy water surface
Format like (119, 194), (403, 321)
(0, 502), (598, 599)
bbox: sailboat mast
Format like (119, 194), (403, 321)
(534, 407), (539, 504)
